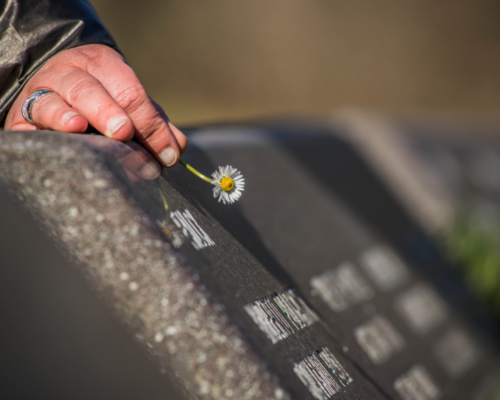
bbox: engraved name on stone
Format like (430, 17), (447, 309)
(394, 364), (441, 400)
(293, 347), (353, 400)
(273, 289), (320, 329)
(433, 328), (481, 378)
(359, 245), (409, 291)
(170, 209), (215, 250)
(310, 262), (374, 312)
(395, 284), (447, 335)
(354, 314), (405, 364)
(244, 289), (319, 344)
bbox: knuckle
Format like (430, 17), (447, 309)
(66, 77), (98, 105)
(71, 44), (109, 66)
(113, 84), (148, 114)
(77, 45), (122, 73)
(94, 101), (121, 120)
(81, 44), (114, 59)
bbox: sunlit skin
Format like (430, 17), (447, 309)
(220, 177), (235, 192)
(4, 44), (187, 167)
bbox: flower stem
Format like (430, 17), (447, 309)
(179, 158), (212, 183)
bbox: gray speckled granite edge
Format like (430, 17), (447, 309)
(0, 131), (289, 400)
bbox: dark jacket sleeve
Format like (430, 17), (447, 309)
(0, 0), (119, 122)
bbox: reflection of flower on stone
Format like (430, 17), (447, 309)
(157, 219), (184, 248)
(157, 185), (185, 248)
(179, 158), (245, 204)
(211, 165), (245, 204)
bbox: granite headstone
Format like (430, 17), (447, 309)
(0, 123), (499, 400)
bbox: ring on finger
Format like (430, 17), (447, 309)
(21, 89), (54, 125)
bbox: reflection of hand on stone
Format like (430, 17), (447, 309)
(116, 141), (162, 182)
(4, 44), (187, 168)
(82, 137), (161, 182)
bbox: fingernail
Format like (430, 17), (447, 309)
(140, 162), (161, 180)
(158, 147), (178, 167)
(107, 117), (127, 137)
(62, 112), (80, 125)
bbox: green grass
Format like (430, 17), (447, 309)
(444, 210), (500, 317)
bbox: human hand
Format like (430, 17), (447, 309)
(4, 44), (187, 167)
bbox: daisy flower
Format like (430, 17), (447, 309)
(211, 165), (245, 204)
(179, 159), (245, 204)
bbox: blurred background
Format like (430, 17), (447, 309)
(90, 0), (500, 318)
(90, 0), (500, 125)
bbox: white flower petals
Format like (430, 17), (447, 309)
(211, 165), (245, 204)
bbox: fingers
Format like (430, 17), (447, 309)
(5, 70), (134, 141)
(5, 45), (188, 168)
(114, 93), (181, 166)
(150, 98), (188, 153)
(87, 54), (188, 166)
(29, 91), (88, 133)
(117, 94), (188, 167)
(50, 69), (135, 141)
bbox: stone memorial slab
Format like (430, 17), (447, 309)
(0, 179), (185, 400)
(0, 122), (499, 400)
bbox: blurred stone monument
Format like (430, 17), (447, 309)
(0, 121), (499, 399)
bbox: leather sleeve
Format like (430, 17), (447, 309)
(0, 0), (119, 122)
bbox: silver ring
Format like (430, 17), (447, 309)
(21, 89), (54, 125)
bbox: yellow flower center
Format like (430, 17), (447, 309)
(220, 177), (235, 192)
